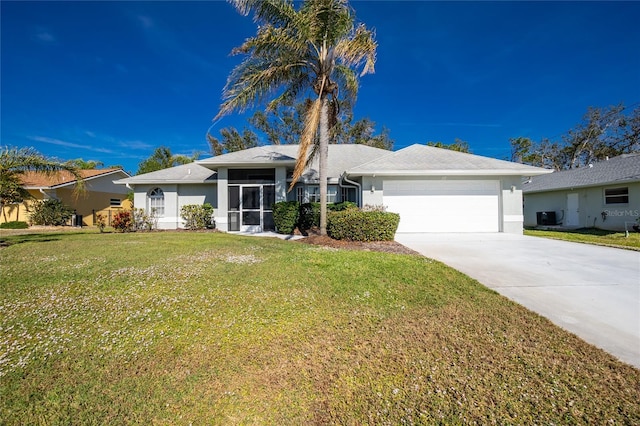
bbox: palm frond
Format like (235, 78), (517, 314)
(334, 24), (377, 76)
(290, 97), (322, 190)
(229, 0), (296, 26)
(0, 146), (85, 196)
(331, 64), (359, 101)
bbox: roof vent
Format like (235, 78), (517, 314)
(588, 164), (593, 168)
(188, 168), (191, 175)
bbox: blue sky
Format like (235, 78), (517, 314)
(2, 1), (639, 174)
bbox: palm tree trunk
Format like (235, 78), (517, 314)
(319, 97), (329, 236)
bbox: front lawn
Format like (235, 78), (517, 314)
(525, 227), (640, 250)
(1, 232), (638, 424)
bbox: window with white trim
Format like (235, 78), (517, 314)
(110, 198), (121, 207)
(327, 186), (337, 203)
(604, 187), (629, 205)
(296, 186), (305, 203)
(148, 188), (165, 216)
(308, 186), (320, 203)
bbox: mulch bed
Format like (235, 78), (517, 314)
(296, 229), (420, 255)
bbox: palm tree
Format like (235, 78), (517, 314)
(0, 146), (84, 222)
(215, 0), (376, 235)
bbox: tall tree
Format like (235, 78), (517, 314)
(209, 99), (393, 153)
(0, 146), (84, 222)
(216, 0), (376, 235)
(426, 138), (471, 153)
(510, 104), (640, 170)
(207, 127), (259, 155)
(136, 146), (200, 175)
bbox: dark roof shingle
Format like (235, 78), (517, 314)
(523, 153), (640, 193)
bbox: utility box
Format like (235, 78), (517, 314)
(536, 211), (556, 226)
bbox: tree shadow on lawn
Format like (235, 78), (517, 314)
(0, 232), (87, 247)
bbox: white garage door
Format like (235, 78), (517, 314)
(384, 180), (500, 233)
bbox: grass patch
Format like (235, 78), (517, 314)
(525, 227), (640, 250)
(1, 232), (638, 424)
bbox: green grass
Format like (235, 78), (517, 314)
(1, 232), (639, 424)
(525, 227), (640, 250)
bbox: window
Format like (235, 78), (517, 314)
(148, 188), (165, 216)
(341, 187), (356, 203)
(308, 186), (320, 203)
(604, 187), (629, 205)
(296, 186), (305, 203)
(110, 198), (121, 207)
(327, 186), (337, 203)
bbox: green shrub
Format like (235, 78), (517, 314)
(29, 199), (74, 226)
(327, 209), (400, 241)
(133, 208), (158, 231)
(112, 210), (133, 232)
(329, 201), (357, 212)
(272, 201), (299, 234)
(298, 202), (320, 232)
(0, 221), (29, 229)
(181, 203), (215, 230)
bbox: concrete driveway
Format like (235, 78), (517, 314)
(395, 233), (640, 369)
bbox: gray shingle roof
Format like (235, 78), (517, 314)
(347, 144), (552, 176)
(197, 145), (299, 166)
(197, 144), (391, 182)
(522, 153), (640, 193)
(115, 163), (217, 185)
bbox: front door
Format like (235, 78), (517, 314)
(566, 193), (580, 226)
(228, 185), (275, 232)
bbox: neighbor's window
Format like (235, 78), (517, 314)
(604, 187), (629, 204)
(296, 186), (305, 203)
(110, 198), (121, 207)
(148, 188), (165, 216)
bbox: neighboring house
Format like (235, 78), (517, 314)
(1, 169), (131, 226)
(523, 153), (640, 231)
(115, 144), (550, 234)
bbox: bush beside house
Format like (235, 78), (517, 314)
(180, 204), (215, 230)
(327, 209), (400, 242)
(28, 199), (75, 226)
(272, 201), (397, 241)
(272, 201), (300, 234)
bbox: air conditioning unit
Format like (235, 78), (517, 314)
(536, 211), (556, 226)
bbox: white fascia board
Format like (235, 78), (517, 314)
(523, 177), (640, 194)
(198, 160), (296, 169)
(115, 179), (216, 185)
(346, 169), (554, 177)
(48, 170), (131, 189)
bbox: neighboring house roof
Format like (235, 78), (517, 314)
(346, 144), (552, 177)
(21, 168), (130, 189)
(522, 153), (640, 193)
(114, 163), (217, 185)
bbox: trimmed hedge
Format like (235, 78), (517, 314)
(272, 201), (299, 234)
(0, 221), (29, 229)
(298, 203), (320, 232)
(327, 209), (400, 241)
(298, 201), (358, 232)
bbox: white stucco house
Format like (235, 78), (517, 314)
(115, 144), (550, 234)
(523, 153), (640, 231)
